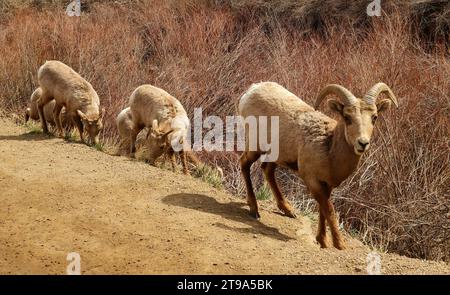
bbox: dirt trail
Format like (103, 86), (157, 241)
(0, 118), (448, 274)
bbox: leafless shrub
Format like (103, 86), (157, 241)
(0, 0), (448, 261)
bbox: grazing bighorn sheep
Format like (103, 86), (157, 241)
(117, 105), (201, 172)
(238, 82), (398, 250)
(25, 88), (69, 130)
(37, 60), (104, 144)
(129, 85), (191, 174)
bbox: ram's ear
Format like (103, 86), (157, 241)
(327, 99), (344, 115)
(77, 110), (87, 120)
(100, 107), (106, 119)
(152, 119), (159, 132)
(376, 99), (391, 113)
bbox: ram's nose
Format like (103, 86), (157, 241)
(356, 138), (370, 153)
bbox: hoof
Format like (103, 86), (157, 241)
(249, 210), (261, 219)
(278, 204), (297, 218)
(284, 210), (297, 219)
(316, 236), (329, 248)
(333, 241), (346, 250)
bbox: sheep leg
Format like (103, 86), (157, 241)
(186, 151), (200, 166)
(316, 211), (329, 248)
(240, 151), (261, 219)
(25, 108), (30, 123)
(64, 114), (74, 138)
(312, 183), (345, 250)
(63, 114), (72, 137)
(37, 97), (50, 134)
(118, 138), (128, 156)
(168, 149), (177, 172)
(53, 103), (63, 137)
(130, 126), (142, 157)
(72, 114), (84, 143)
(180, 151), (189, 175)
(321, 199), (345, 250)
(261, 162), (296, 218)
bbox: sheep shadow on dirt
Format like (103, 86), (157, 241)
(0, 131), (53, 142)
(163, 193), (294, 242)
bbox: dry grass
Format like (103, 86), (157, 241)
(0, 0), (448, 261)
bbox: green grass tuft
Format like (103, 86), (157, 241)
(256, 184), (272, 201)
(193, 164), (223, 190)
(27, 126), (43, 134)
(93, 142), (104, 152)
(64, 130), (78, 142)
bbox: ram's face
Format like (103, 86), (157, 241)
(342, 101), (377, 155)
(146, 119), (173, 164)
(84, 118), (103, 145)
(328, 99), (391, 155)
(146, 131), (169, 164)
(77, 110), (103, 145)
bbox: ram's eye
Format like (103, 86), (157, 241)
(372, 115), (378, 124)
(344, 115), (352, 125)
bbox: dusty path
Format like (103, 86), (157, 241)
(0, 118), (448, 274)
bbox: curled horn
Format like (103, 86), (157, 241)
(364, 83), (399, 107)
(314, 84), (358, 110)
(150, 119), (173, 138)
(161, 128), (173, 138)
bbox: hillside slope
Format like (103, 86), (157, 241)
(0, 118), (448, 274)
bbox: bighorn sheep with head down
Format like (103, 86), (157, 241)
(129, 85), (191, 174)
(118, 105), (202, 172)
(238, 82), (398, 250)
(37, 60), (104, 144)
(25, 87), (69, 130)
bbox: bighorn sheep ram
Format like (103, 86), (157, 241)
(37, 60), (104, 144)
(238, 81), (398, 250)
(129, 85), (191, 174)
(25, 87), (69, 129)
(117, 105), (202, 172)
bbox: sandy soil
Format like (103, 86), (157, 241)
(0, 118), (448, 274)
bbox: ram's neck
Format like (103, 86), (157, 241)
(81, 104), (100, 118)
(328, 122), (361, 187)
